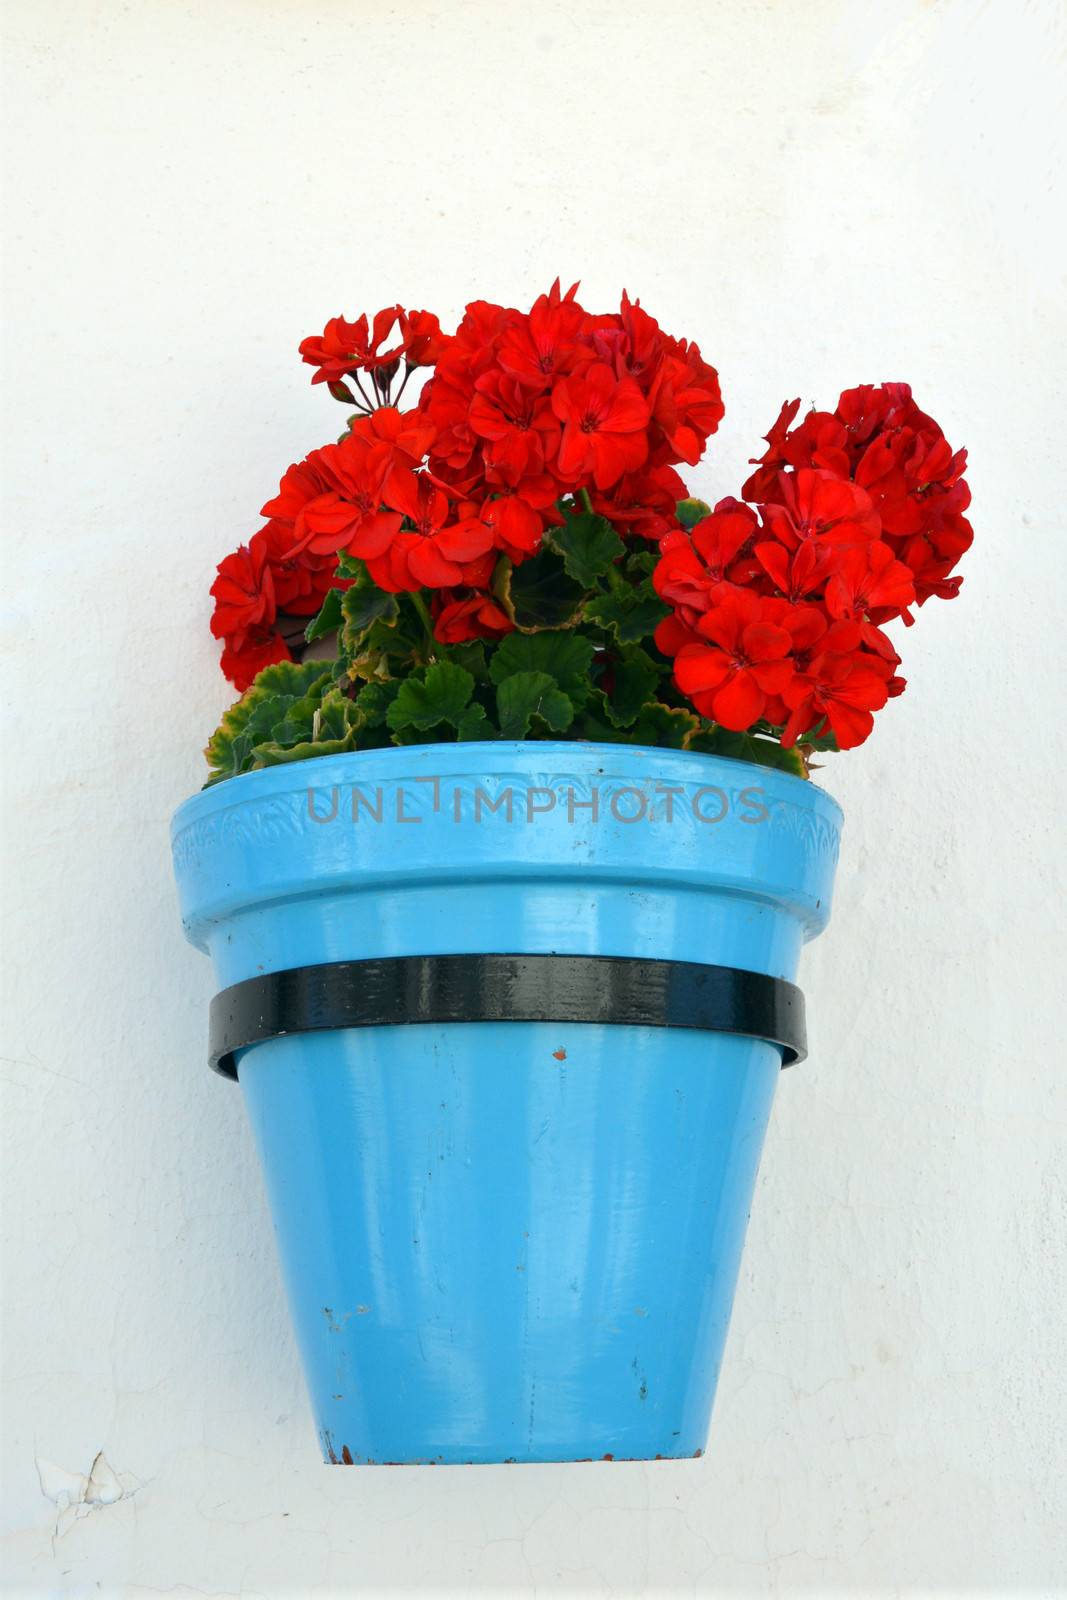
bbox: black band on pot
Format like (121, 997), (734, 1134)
(208, 954), (807, 1081)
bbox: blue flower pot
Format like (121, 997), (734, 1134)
(171, 743), (841, 1464)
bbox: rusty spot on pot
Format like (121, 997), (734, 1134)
(322, 1431), (339, 1464)
(601, 1452), (614, 1461)
(341, 1446), (354, 1465)
(552, 1048), (567, 1060)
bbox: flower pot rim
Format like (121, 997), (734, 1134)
(172, 739), (842, 839)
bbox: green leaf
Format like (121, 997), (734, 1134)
(386, 661), (475, 733)
(353, 679), (400, 728)
(204, 660), (333, 783)
(388, 726), (445, 746)
(573, 690), (635, 745)
(676, 497), (711, 530)
(584, 582), (668, 644)
(246, 659), (332, 698)
(341, 568), (400, 649)
(547, 511), (624, 587)
(687, 727), (808, 777)
(488, 631), (595, 693)
(624, 547), (659, 577)
(443, 639), (489, 682)
(304, 586), (344, 643)
(629, 701), (701, 749)
(270, 700), (325, 748)
(798, 719), (838, 754)
(456, 703), (492, 741)
(251, 734), (359, 768)
(346, 609), (424, 680)
(495, 549), (586, 632)
(601, 645), (663, 728)
(311, 686), (359, 741)
(496, 671), (573, 739)
(575, 693), (698, 749)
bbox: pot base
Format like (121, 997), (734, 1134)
(322, 1445), (705, 1465)
(241, 1021), (779, 1467)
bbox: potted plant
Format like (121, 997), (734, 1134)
(171, 282), (971, 1464)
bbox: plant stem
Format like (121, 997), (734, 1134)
(394, 365), (414, 407)
(352, 371), (377, 412)
(577, 488), (594, 515)
(408, 590), (436, 655)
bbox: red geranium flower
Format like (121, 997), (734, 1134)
(897, 520), (971, 610)
(475, 484), (556, 561)
(824, 541), (916, 634)
(432, 590), (513, 643)
(438, 299), (517, 381)
(469, 371), (561, 485)
(592, 292), (667, 385)
(742, 403), (849, 500)
(399, 309), (450, 368)
(654, 502), (759, 625)
(759, 468), (880, 555)
(220, 627), (290, 692)
(263, 435), (403, 562)
(362, 471), (497, 592)
(756, 610), (877, 725)
(646, 346), (725, 466)
(551, 363), (651, 489)
(672, 587), (795, 731)
(299, 306), (407, 385)
(741, 398), (801, 501)
(497, 279), (589, 389)
(653, 611), (703, 658)
(348, 405), (436, 465)
(753, 534), (834, 605)
(245, 521), (341, 616)
(378, 473), (461, 589)
(590, 464), (688, 541)
(781, 645), (895, 750)
(365, 532), (494, 595)
(210, 538), (276, 640)
(852, 414), (966, 540)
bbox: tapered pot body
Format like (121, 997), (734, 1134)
(171, 743), (841, 1463)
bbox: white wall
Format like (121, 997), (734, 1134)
(2, 1), (1064, 1594)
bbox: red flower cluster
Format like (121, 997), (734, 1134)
(211, 295), (969, 757)
(211, 284), (724, 681)
(209, 522), (346, 690)
(654, 383), (970, 749)
(298, 306), (450, 388)
(742, 383), (972, 610)
(421, 282), (721, 548)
